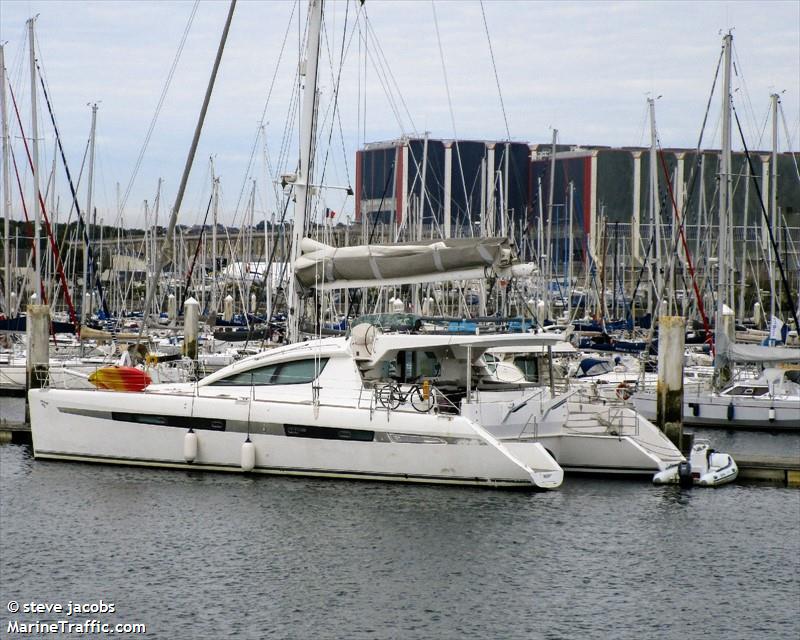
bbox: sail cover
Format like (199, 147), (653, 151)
(294, 237), (534, 290)
(724, 343), (800, 364)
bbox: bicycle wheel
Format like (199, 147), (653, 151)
(410, 386), (433, 412)
(377, 382), (400, 409)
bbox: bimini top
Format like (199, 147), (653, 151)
(573, 357), (614, 378)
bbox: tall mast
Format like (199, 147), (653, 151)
(648, 97), (660, 312)
(144, 199), (150, 315)
(769, 92), (779, 324)
(567, 180), (574, 320)
(82, 103), (98, 323)
(715, 32), (733, 381)
(211, 161), (218, 318)
(546, 128), (557, 318)
(1, 45), (12, 316)
(28, 18), (42, 300)
(287, 0), (323, 343)
(247, 178), (255, 301)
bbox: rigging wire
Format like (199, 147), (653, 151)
(35, 61), (110, 317)
(119, 0), (199, 216)
(358, 16), (407, 135)
(778, 100), (800, 184)
(229, 0), (297, 225)
(479, 0), (510, 141)
(731, 41), (762, 149)
(431, 0), (471, 231)
(732, 101), (800, 337)
(362, 7), (417, 135)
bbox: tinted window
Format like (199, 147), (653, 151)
(514, 357), (539, 382)
(210, 364), (279, 386)
(210, 358), (329, 386)
(272, 358), (329, 384)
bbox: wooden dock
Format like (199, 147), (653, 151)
(0, 421), (30, 444)
(734, 455), (800, 487)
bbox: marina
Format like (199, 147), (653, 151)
(1, 0), (799, 637)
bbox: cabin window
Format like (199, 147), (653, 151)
(392, 350), (440, 382)
(272, 358), (329, 384)
(210, 358), (329, 386)
(514, 357), (540, 382)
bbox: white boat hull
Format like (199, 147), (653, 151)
(633, 392), (800, 430)
(29, 387), (563, 489)
(468, 392), (685, 476)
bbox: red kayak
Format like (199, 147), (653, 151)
(88, 366), (152, 392)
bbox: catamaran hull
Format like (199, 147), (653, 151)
(29, 388), (563, 489)
(532, 434), (679, 476)
(474, 395), (685, 476)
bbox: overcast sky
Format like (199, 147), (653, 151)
(2, 0), (798, 229)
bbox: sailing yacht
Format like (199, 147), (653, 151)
(633, 356), (800, 431)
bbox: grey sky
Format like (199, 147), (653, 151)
(2, 0), (798, 229)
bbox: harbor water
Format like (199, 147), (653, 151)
(1, 397), (799, 639)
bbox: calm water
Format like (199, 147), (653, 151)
(1, 441), (798, 640)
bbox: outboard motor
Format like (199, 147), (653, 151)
(677, 460), (693, 488)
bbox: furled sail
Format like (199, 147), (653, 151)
(294, 237), (535, 290)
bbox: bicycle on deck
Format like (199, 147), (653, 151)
(376, 381), (434, 412)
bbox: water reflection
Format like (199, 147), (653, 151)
(1, 436), (798, 638)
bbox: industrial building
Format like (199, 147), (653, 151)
(355, 137), (799, 272)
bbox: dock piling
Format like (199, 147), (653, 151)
(656, 315), (685, 448)
(25, 303), (50, 421)
(223, 294), (233, 322)
(183, 297), (199, 365)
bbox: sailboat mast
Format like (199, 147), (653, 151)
(144, 199), (150, 315)
(1, 45), (12, 316)
(546, 128), (557, 318)
(287, 0), (323, 343)
(648, 98), (660, 312)
(769, 92), (779, 323)
(715, 32), (733, 380)
(567, 180), (574, 320)
(28, 18), (42, 300)
(211, 163), (218, 318)
(82, 102), (98, 323)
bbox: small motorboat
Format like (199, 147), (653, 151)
(653, 438), (738, 487)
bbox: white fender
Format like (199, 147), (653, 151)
(241, 440), (255, 472)
(183, 430), (198, 463)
